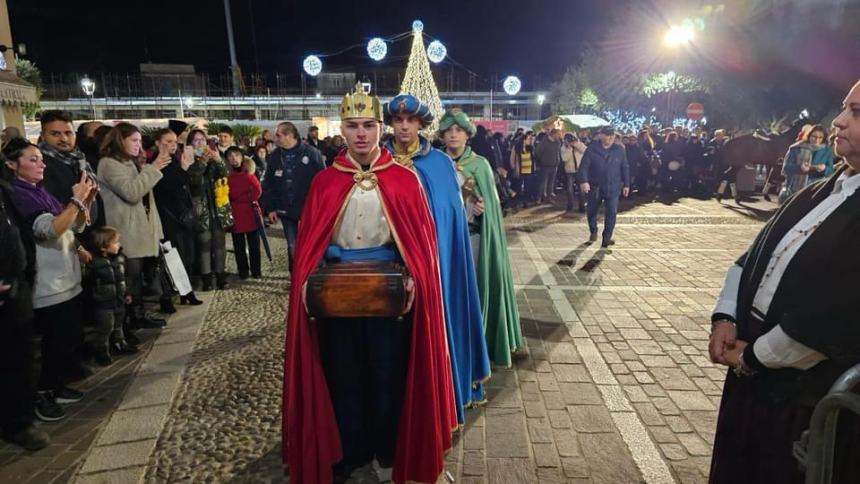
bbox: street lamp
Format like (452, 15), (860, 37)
(80, 76), (96, 119)
(663, 24), (694, 47)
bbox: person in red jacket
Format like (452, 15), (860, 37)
(225, 146), (263, 279)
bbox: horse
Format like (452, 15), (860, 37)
(712, 117), (809, 200)
(716, 117), (809, 169)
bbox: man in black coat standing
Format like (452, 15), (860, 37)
(262, 122), (324, 272)
(578, 126), (630, 248)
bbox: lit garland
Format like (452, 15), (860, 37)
(578, 88), (599, 107)
(641, 72), (708, 97)
(400, 25), (444, 133)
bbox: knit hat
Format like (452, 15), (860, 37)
(437, 108), (476, 138)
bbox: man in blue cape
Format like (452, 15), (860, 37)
(383, 94), (491, 423)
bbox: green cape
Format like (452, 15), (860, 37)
(455, 146), (524, 366)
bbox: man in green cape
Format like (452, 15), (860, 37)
(438, 109), (525, 367)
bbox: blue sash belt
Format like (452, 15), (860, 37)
(325, 244), (397, 262)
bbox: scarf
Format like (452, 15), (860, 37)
(11, 177), (65, 218)
(38, 141), (98, 184)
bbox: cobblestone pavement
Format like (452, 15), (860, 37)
(46, 195), (773, 484)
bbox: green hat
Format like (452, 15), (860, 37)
(437, 108), (476, 138)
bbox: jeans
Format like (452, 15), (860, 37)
(586, 188), (620, 242)
(538, 164), (559, 200)
(197, 227), (227, 275)
(318, 315), (412, 469)
(281, 218), (298, 272)
(34, 295), (83, 391)
(566, 173), (585, 212)
(232, 231), (262, 278)
(91, 307), (126, 352)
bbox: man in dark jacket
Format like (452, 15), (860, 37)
(262, 121), (324, 271)
(39, 110), (104, 233)
(534, 128), (563, 204)
(578, 126), (630, 247)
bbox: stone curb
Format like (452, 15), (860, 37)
(71, 295), (214, 484)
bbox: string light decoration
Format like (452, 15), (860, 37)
(427, 40), (447, 63)
(502, 76), (521, 95)
(303, 55), (322, 76)
(400, 20), (444, 132)
(367, 38), (387, 61)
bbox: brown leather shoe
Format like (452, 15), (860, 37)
(588, 233), (598, 243)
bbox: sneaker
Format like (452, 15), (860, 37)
(54, 386), (84, 404)
(587, 233), (598, 244)
(4, 425), (51, 451)
(601, 239), (616, 248)
(34, 392), (65, 422)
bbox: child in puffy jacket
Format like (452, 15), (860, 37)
(83, 226), (138, 366)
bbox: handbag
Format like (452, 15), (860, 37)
(179, 208), (206, 233)
(213, 177), (234, 231)
(160, 241), (192, 296)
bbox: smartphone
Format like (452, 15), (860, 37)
(184, 145), (195, 161)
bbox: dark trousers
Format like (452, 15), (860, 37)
(281, 218), (298, 272)
(34, 295), (83, 391)
(538, 164), (559, 200)
(91, 307), (126, 351)
(565, 173), (585, 212)
(514, 174), (536, 205)
(231, 231), (261, 278)
(586, 189), (620, 242)
(0, 300), (35, 435)
(319, 316), (412, 470)
(197, 227), (227, 275)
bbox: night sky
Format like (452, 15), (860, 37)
(8, 0), (617, 83)
(8, 0), (860, 94)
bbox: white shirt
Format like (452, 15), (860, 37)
(332, 178), (393, 250)
(713, 171), (860, 369)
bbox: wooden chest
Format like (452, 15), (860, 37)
(306, 261), (409, 319)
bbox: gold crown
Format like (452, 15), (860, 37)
(340, 82), (382, 121)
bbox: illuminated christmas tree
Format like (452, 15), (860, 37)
(400, 20), (444, 133)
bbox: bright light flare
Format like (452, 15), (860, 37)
(663, 25), (694, 47)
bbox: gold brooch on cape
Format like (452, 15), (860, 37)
(353, 171), (378, 191)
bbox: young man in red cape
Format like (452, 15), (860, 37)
(281, 83), (456, 484)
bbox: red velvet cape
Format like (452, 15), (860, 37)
(282, 148), (456, 483)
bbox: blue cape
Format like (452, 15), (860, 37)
(387, 137), (491, 422)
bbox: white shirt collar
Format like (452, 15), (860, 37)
(834, 170), (860, 196)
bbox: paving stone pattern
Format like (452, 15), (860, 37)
(0, 331), (158, 484)
(0, 196), (775, 483)
(138, 198), (772, 483)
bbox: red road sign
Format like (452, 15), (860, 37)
(687, 102), (705, 120)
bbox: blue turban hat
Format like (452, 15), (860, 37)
(382, 94), (434, 126)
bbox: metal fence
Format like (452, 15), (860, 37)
(41, 70), (553, 101)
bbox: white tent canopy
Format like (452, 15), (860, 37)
(558, 114), (610, 128)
